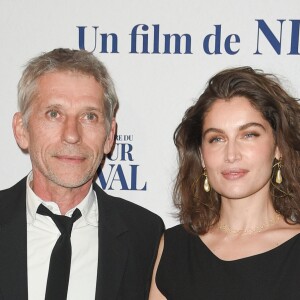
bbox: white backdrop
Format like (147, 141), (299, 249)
(1, 0), (299, 228)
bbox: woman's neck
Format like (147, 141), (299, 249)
(217, 193), (278, 233)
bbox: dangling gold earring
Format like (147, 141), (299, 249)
(274, 158), (283, 184)
(203, 169), (210, 192)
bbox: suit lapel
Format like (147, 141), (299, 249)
(94, 184), (129, 300)
(0, 178), (28, 299)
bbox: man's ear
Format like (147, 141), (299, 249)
(12, 112), (29, 150)
(104, 118), (116, 154)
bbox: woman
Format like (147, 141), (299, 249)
(149, 67), (300, 299)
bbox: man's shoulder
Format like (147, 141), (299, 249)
(93, 182), (164, 228)
(0, 177), (26, 200)
(0, 177), (27, 223)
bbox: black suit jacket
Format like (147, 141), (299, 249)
(0, 177), (164, 300)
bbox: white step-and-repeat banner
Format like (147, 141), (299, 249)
(1, 0), (299, 227)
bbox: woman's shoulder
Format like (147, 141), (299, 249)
(165, 223), (188, 235)
(164, 224), (197, 244)
(273, 222), (300, 247)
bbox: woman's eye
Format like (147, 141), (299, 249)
(209, 137), (223, 143)
(244, 132), (259, 139)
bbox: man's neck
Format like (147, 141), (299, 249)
(30, 178), (92, 215)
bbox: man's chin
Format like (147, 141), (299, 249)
(48, 174), (93, 189)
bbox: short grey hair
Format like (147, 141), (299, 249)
(18, 48), (118, 129)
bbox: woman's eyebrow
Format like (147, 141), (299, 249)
(203, 122), (266, 137)
(239, 122), (266, 132)
(202, 128), (225, 137)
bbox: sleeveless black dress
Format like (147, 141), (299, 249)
(156, 224), (300, 300)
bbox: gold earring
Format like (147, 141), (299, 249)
(203, 169), (210, 192)
(274, 159), (283, 184)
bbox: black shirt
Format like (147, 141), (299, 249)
(156, 224), (300, 300)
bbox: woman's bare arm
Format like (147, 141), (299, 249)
(148, 235), (167, 300)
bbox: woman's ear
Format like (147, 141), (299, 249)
(200, 148), (205, 168)
(274, 146), (282, 161)
(12, 112), (29, 150)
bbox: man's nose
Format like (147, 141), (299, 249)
(62, 117), (81, 144)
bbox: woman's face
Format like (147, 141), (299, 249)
(200, 96), (281, 201)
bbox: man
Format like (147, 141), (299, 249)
(0, 48), (164, 300)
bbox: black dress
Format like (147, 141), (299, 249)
(156, 224), (300, 300)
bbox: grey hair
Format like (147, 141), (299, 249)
(18, 48), (119, 130)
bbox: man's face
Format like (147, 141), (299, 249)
(14, 71), (115, 191)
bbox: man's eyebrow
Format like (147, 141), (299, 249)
(84, 106), (103, 111)
(45, 104), (63, 109)
(44, 105), (104, 113)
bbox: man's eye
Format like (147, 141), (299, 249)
(85, 113), (97, 121)
(48, 110), (59, 118)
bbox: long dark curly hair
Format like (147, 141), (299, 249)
(173, 67), (300, 235)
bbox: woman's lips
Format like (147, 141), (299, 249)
(221, 169), (249, 180)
